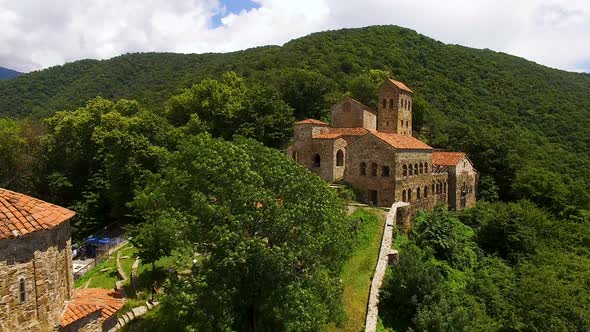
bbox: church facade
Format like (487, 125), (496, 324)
(289, 78), (477, 212)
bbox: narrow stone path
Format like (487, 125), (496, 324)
(364, 201), (408, 332)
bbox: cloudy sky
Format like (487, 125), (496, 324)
(1, 0), (589, 73)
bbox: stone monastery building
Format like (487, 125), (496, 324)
(0, 189), (123, 332)
(290, 78), (477, 212)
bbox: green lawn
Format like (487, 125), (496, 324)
(73, 243), (137, 289)
(327, 208), (385, 332)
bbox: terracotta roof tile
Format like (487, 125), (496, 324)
(315, 127), (369, 139)
(432, 152), (466, 166)
(294, 119), (329, 125)
(60, 303), (101, 326)
(60, 289), (124, 327)
(388, 79), (413, 93)
(370, 131), (432, 150)
(0, 189), (75, 240)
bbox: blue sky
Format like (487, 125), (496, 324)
(211, 0), (261, 28)
(1, 0), (589, 73)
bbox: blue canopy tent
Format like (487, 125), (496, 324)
(85, 236), (117, 257)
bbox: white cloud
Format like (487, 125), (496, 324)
(0, 0), (589, 72)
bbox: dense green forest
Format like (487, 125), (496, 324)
(2, 25), (590, 220)
(380, 204), (590, 331)
(1, 25), (589, 330)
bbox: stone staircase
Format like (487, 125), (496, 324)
(109, 301), (159, 331)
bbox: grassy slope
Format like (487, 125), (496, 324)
(328, 208), (386, 332)
(74, 244), (137, 289)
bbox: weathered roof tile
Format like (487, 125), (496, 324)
(432, 152), (466, 166)
(0, 188), (75, 240)
(60, 289), (124, 327)
(294, 119), (329, 125)
(370, 131), (432, 150)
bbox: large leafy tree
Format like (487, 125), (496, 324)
(131, 134), (353, 331)
(41, 97), (174, 235)
(0, 118), (24, 188)
(166, 72), (293, 148)
(275, 68), (336, 120)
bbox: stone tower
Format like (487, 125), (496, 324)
(377, 79), (414, 135)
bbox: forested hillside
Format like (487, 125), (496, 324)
(1, 25), (590, 330)
(2, 25), (589, 218)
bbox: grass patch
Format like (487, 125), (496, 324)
(74, 243), (138, 289)
(74, 255), (119, 289)
(327, 208), (385, 332)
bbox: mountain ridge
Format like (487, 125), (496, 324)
(0, 66), (22, 80)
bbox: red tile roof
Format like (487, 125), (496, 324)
(60, 289), (124, 327)
(60, 303), (102, 326)
(0, 188), (75, 240)
(432, 152), (466, 166)
(370, 131), (432, 150)
(388, 79), (413, 93)
(315, 127), (369, 139)
(294, 119), (329, 125)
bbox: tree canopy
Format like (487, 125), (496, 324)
(130, 134), (354, 331)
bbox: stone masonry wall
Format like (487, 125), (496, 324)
(331, 100), (376, 130)
(0, 222), (73, 332)
(451, 157), (477, 209)
(395, 151), (448, 206)
(377, 85), (412, 135)
(377, 85), (400, 133)
(344, 135), (397, 206)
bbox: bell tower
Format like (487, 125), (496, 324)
(377, 79), (413, 135)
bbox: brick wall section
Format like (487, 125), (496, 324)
(0, 222), (73, 332)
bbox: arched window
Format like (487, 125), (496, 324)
(402, 164), (407, 176)
(360, 162), (367, 176)
(408, 164), (413, 176)
(414, 164), (418, 175)
(419, 163), (424, 174)
(402, 190), (407, 202)
(371, 163), (378, 176)
(336, 150), (344, 166)
(443, 182), (447, 194)
(408, 189), (412, 202)
(389, 99), (394, 109)
(19, 278), (26, 303)
(382, 166), (390, 177)
(313, 154), (321, 168)
(417, 187), (421, 200)
(424, 186), (428, 198)
(406, 121), (409, 128)
(382, 99), (387, 109)
(424, 163), (428, 174)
